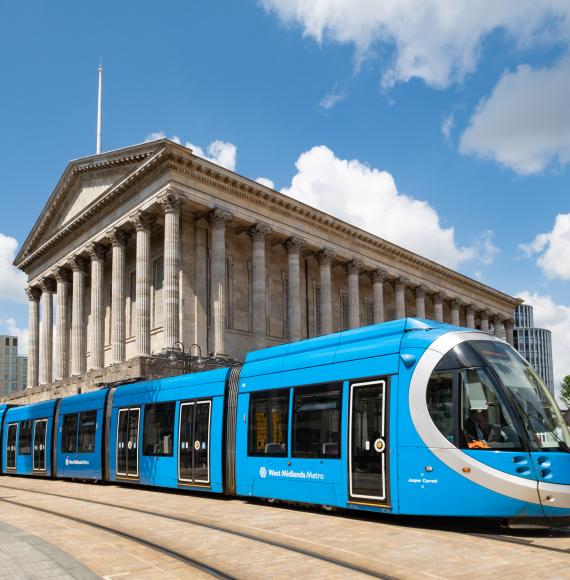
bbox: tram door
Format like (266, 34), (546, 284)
(349, 380), (388, 504)
(116, 408), (140, 478)
(32, 419), (48, 471)
(6, 424), (17, 470)
(178, 400), (211, 484)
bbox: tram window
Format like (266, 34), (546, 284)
(143, 402), (175, 456)
(62, 413), (78, 453)
(78, 411), (97, 453)
(18, 420), (33, 455)
(292, 383), (341, 459)
(248, 389), (289, 456)
(459, 368), (522, 451)
(426, 372), (454, 444)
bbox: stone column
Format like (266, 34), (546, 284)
(433, 292), (444, 322)
(88, 243), (107, 370)
(132, 211), (155, 356)
(347, 260), (363, 329)
(71, 256), (89, 376)
(26, 286), (41, 388)
(318, 248), (335, 335)
(54, 267), (71, 380)
(465, 304), (476, 329)
(286, 237), (304, 341)
(39, 277), (55, 385)
(372, 269), (386, 324)
(109, 228), (130, 364)
(394, 277), (407, 319)
(450, 299), (460, 326)
(480, 310), (490, 332)
(250, 224), (270, 350)
(505, 319), (514, 345)
(415, 285), (426, 319)
(160, 192), (184, 351)
(209, 208), (232, 355)
(494, 315), (505, 339)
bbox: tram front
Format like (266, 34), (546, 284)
(408, 330), (570, 520)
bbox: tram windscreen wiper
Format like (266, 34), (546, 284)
(508, 391), (570, 453)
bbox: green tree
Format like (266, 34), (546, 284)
(561, 375), (570, 407)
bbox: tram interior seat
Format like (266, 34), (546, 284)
(264, 443), (286, 454)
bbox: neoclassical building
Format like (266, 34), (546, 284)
(11, 139), (520, 400)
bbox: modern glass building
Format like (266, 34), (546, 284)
(513, 305), (555, 396)
(0, 335), (28, 397)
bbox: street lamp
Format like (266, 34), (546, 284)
(189, 343), (204, 368)
(169, 341), (185, 361)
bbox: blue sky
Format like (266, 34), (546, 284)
(1, 1), (569, 391)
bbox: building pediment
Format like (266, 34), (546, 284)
(14, 140), (169, 269)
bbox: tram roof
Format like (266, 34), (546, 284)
(241, 317), (458, 379)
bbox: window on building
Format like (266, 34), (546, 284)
(226, 258), (234, 330)
(248, 389), (289, 456)
(61, 413), (78, 453)
(18, 419), (33, 455)
(365, 299), (374, 326)
(143, 402), (175, 456)
(292, 383), (342, 458)
(128, 270), (136, 337)
(340, 293), (349, 330)
(78, 411), (97, 453)
(283, 278), (289, 339)
(314, 285), (321, 335)
(153, 258), (164, 328)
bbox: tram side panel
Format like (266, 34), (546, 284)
(108, 369), (229, 494)
(1, 400), (58, 478)
(395, 333), (546, 518)
(235, 347), (400, 513)
(55, 389), (108, 480)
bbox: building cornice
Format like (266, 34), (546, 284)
(167, 150), (521, 309)
(15, 138), (521, 309)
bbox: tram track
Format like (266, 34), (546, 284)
(0, 482), (394, 579)
(0, 495), (233, 579)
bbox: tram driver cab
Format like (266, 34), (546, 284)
(419, 332), (570, 517)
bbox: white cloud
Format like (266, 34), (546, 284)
(260, 1), (570, 89)
(186, 140), (237, 172)
(255, 177), (275, 189)
(144, 132), (237, 171)
(0, 234), (26, 304)
(319, 85), (346, 110)
(0, 318), (29, 355)
(517, 292), (570, 398)
(441, 114), (455, 144)
(281, 145), (476, 268)
(478, 230), (500, 265)
(520, 214), (570, 279)
(460, 57), (570, 174)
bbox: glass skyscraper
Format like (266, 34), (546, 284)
(0, 335), (27, 397)
(513, 305), (555, 395)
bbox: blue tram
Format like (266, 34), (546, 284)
(1, 318), (569, 520)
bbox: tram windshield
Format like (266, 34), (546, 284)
(471, 341), (570, 452)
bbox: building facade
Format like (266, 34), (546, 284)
(513, 304), (555, 395)
(0, 335), (28, 396)
(9, 139), (520, 403)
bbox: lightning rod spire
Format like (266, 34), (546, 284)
(96, 61), (103, 154)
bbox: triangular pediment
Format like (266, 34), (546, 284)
(16, 140), (170, 267)
(44, 165), (134, 237)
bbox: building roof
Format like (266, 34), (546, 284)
(14, 138), (521, 310)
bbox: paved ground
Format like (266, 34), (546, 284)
(0, 520), (97, 579)
(0, 476), (569, 579)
